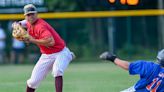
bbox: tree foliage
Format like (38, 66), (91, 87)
(46, 0), (76, 12)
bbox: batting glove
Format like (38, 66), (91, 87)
(99, 51), (117, 62)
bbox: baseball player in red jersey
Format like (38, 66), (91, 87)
(12, 4), (75, 92)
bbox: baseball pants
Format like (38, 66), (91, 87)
(27, 47), (73, 89)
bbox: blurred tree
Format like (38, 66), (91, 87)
(46, 0), (76, 12)
(75, 0), (107, 54)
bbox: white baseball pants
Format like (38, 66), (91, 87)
(27, 47), (73, 89)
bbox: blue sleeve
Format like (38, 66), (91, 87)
(129, 60), (155, 77)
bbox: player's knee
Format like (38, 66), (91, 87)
(27, 79), (39, 89)
(52, 69), (64, 77)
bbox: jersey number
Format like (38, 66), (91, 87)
(146, 78), (162, 92)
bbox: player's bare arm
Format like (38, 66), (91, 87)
(114, 58), (129, 70)
(28, 36), (55, 47)
(100, 52), (130, 71)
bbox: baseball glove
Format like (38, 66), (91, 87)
(99, 51), (117, 62)
(12, 22), (29, 40)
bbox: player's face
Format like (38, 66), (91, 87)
(25, 13), (38, 24)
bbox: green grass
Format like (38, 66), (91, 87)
(0, 61), (138, 92)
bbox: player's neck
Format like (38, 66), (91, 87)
(30, 18), (38, 25)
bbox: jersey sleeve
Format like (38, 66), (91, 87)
(129, 60), (155, 77)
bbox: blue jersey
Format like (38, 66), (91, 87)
(129, 60), (164, 92)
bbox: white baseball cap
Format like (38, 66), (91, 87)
(23, 4), (37, 15)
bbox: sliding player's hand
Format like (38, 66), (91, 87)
(99, 51), (117, 62)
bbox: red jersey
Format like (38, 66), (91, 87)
(27, 18), (65, 54)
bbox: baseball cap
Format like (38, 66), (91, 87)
(24, 4), (37, 15)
